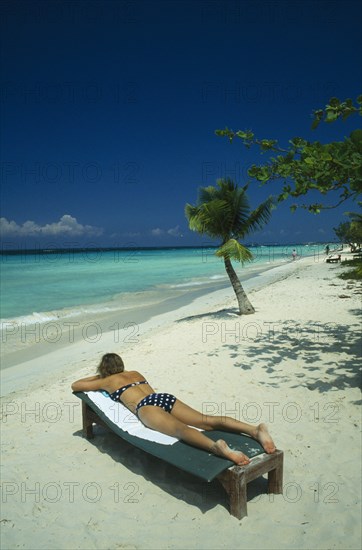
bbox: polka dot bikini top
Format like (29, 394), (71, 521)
(108, 380), (149, 402)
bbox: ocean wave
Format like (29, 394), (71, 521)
(0, 311), (60, 328)
(0, 303), (122, 328)
(167, 275), (227, 288)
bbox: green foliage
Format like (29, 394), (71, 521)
(185, 178), (274, 260)
(312, 96), (362, 129)
(216, 96), (362, 212)
(339, 259), (362, 281)
(334, 208), (362, 247)
(215, 239), (254, 264)
(334, 221), (353, 243)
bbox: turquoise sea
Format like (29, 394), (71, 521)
(0, 244), (326, 323)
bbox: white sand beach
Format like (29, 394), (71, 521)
(1, 254), (361, 550)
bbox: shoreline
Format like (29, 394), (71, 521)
(1, 244), (327, 323)
(0, 255), (305, 374)
(0, 257), (315, 397)
(1, 250), (361, 549)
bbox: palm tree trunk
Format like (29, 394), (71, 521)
(223, 257), (255, 315)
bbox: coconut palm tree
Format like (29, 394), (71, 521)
(185, 178), (274, 314)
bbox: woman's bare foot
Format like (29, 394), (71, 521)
(211, 439), (250, 465)
(255, 423), (276, 453)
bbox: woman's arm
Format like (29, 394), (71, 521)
(71, 375), (104, 392)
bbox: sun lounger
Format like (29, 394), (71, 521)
(74, 391), (283, 519)
(326, 254), (341, 263)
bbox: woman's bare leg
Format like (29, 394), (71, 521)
(137, 406), (251, 465)
(171, 400), (276, 454)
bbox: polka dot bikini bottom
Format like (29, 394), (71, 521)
(136, 392), (177, 414)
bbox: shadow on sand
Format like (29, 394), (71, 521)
(182, 305), (361, 395)
(72, 426), (268, 516)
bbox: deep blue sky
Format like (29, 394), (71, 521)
(1, 0), (361, 248)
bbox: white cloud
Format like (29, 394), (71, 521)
(151, 228), (164, 236)
(167, 225), (183, 237)
(0, 215), (103, 237)
(151, 226), (183, 238)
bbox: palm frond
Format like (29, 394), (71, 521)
(215, 239), (254, 264)
(198, 186), (219, 204)
(213, 179), (252, 236)
(185, 200), (230, 238)
(242, 196), (275, 236)
(186, 179), (275, 243)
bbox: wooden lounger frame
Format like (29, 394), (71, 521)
(82, 401), (283, 520)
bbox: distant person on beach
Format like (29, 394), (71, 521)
(72, 353), (276, 465)
(325, 245), (330, 255)
(292, 249), (297, 260)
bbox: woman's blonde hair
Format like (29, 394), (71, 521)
(97, 353), (124, 377)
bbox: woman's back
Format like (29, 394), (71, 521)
(100, 371), (156, 413)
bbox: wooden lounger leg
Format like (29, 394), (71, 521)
(81, 400), (109, 439)
(268, 452), (284, 494)
(217, 451), (284, 519)
(217, 468), (248, 520)
(82, 401), (94, 439)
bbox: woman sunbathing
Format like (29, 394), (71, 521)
(71, 353), (276, 465)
